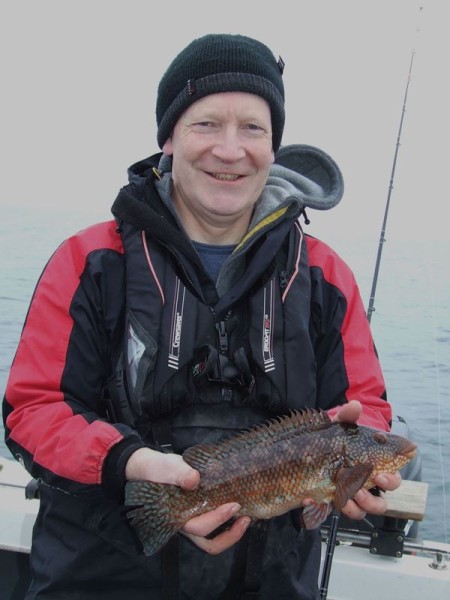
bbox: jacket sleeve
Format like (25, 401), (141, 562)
(3, 221), (145, 498)
(307, 236), (391, 431)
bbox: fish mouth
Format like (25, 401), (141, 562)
(402, 441), (417, 460)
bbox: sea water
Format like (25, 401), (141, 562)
(1, 204), (449, 544)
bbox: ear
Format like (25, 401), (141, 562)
(162, 137), (174, 156)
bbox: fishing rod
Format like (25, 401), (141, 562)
(366, 47), (416, 323)
(319, 12), (423, 598)
(319, 514), (340, 600)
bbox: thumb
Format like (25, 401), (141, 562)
(125, 447), (200, 489)
(331, 400), (362, 424)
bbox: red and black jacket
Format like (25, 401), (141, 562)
(3, 152), (390, 504)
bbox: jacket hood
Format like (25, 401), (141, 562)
(271, 144), (344, 210)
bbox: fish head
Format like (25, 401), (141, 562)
(322, 424), (417, 513)
(339, 423), (417, 477)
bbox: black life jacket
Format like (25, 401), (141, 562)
(101, 218), (321, 600)
(104, 218), (317, 453)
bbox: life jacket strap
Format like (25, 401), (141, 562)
(151, 419), (180, 600)
(161, 536), (180, 600)
(242, 520), (269, 596)
(219, 520), (269, 600)
(151, 417), (174, 453)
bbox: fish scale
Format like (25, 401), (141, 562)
(125, 409), (416, 556)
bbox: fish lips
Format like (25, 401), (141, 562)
(403, 441), (417, 460)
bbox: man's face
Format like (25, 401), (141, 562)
(162, 92), (274, 238)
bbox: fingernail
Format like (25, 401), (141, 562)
(183, 473), (200, 490)
(377, 475), (388, 488)
(221, 503), (240, 516)
(242, 517), (251, 532)
(354, 489), (366, 502)
(229, 503), (241, 516)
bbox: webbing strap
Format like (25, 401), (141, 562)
(219, 520), (269, 600)
(162, 536), (181, 600)
(151, 418), (174, 453)
(151, 418), (181, 600)
(241, 521), (269, 598)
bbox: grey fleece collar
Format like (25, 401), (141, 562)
(271, 144), (344, 210)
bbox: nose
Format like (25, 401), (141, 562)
(211, 126), (246, 162)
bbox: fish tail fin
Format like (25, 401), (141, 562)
(125, 480), (183, 556)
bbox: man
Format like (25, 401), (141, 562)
(3, 34), (400, 599)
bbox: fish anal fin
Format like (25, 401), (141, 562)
(334, 462), (374, 512)
(300, 502), (333, 529)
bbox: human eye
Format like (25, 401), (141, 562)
(190, 121), (218, 132)
(242, 122), (268, 137)
(248, 123), (264, 131)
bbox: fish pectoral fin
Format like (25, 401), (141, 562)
(300, 502), (333, 529)
(334, 462), (374, 512)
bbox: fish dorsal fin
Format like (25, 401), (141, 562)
(183, 409), (332, 471)
(334, 462), (374, 512)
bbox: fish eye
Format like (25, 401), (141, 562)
(374, 432), (388, 445)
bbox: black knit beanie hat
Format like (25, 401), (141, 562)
(156, 34), (285, 151)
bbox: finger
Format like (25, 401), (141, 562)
(145, 451), (200, 489)
(374, 471), (402, 492)
(340, 498), (367, 521)
(182, 503), (241, 537)
(353, 488), (388, 515)
(183, 516), (251, 556)
(331, 400), (362, 424)
(125, 447), (200, 489)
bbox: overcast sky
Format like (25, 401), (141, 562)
(1, 0), (448, 253)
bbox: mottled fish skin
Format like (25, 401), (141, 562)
(125, 409), (416, 556)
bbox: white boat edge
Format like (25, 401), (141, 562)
(319, 538), (450, 600)
(0, 456), (39, 554)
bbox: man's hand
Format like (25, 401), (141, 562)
(181, 504), (251, 555)
(125, 447), (200, 490)
(331, 400), (403, 520)
(125, 447), (250, 554)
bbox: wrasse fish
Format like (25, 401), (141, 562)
(125, 409), (416, 556)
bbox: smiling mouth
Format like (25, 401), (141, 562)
(210, 173), (240, 181)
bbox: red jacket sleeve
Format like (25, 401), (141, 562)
(307, 236), (391, 431)
(4, 221), (141, 491)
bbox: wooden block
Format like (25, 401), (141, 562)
(383, 480), (428, 521)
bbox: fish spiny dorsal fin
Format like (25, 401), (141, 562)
(252, 409), (332, 443)
(285, 408), (331, 431)
(183, 409), (332, 471)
